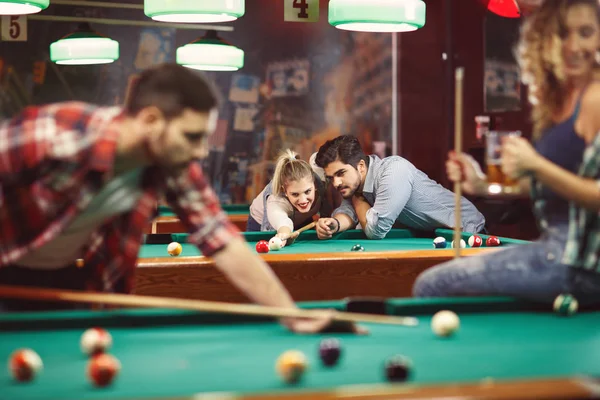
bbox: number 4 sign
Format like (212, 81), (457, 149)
(284, 0), (319, 22)
(1, 16), (27, 41)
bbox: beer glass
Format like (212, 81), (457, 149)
(485, 130), (522, 194)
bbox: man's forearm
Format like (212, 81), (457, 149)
(211, 237), (296, 308)
(333, 213), (355, 232)
(354, 200), (370, 230)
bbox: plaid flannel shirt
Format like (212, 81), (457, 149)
(562, 133), (600, 272)
(0, 102), (240, 293)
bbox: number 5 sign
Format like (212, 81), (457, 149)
(1, 16), (27, 41)
(284, 0), (319, 22)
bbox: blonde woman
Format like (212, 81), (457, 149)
(414, 0), (600, 305)
(248, 150), (337, 246)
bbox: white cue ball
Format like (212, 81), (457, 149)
(431, 310), (460, 337)
(81, 327), (113, 356)
(451, 239), (466, 249)
(269, 237), (283, 251)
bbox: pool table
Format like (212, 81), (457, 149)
(1, 296), (599, 400)
(145, 204), (250, 233)
(134, 228), (528, 302)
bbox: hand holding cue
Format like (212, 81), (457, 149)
(453, 67), (465, 258)
(0, 285), (419, 327)
(290, 221), (317, 239)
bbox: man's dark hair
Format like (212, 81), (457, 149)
(315, 135), (368, 169)
(124, 63), (220, 118)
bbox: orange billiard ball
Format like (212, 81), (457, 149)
(276, 350), (307, 384)
(167, 242), (182, 256)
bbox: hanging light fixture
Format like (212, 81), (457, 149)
(329, 0), (426, 33)
(0, 0), (49, 15)
(177, 30), (244, 72)
(50, 23), (119, 65)
(144, 0), (244, 23)
(485, 0), (521, 18)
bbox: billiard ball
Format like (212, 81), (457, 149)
(87, 353), (121, 387)
(451, 239), (466, 248)
(276, 350), (307, 384)
(431, 310), (460, 337)
(8, 348), (43, 382)
(319, 338), (342, 366)
(81, 327), (112, 356)
(256, 240), (269, 253)
(269, 236), (284, 251)
(351, 244), (364, 252)
(553, 293), (578, 316)
(433, 236), (447, 248)
(468, 235), (483, 247)
(167, 242), (182, 256)
(384, 355), (411, 382)
(485, 236), (501, 246)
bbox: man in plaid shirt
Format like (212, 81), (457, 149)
(0, 63), (360, 334)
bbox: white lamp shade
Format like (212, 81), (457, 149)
(329, 0), (426, 32)
(144, 0), (245, 23)
(50, 37), (119, 65)
(0, 0), (49, 15)
(177, 42), (244, 71)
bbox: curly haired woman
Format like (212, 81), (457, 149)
(413, 0), (600, 305)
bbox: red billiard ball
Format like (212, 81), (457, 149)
(468, 235), (483, 247)
(87, 353), (121, 387)
(9, 348), (43, 382)
(319, 338), (341, 367)
(486, 236), (501, 246)
(256, 240), (269, 253)
(80, 327), (112, 356)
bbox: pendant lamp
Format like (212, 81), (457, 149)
(0, 0), (48, 15)
(144, 0), (245, 23)
(177, 30), (244, 72)
(329, 0), (426, 32)
(50, 23), (119, 65)
(483, 0), (521, 18)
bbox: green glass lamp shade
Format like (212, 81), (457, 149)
(50, 24), (119, 65)
(144, 0), (245, 23)
(0, 0), (49, 15)
(329, 0), (426, 32)
(177, 31), (244, 71)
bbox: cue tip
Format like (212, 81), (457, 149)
(455, 67), (464, 80)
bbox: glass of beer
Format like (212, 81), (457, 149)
(485, 130), (522, 195)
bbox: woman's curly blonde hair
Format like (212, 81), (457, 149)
(515, 0), (600, 139)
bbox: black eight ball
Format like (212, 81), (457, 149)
(385, 355), (411, 382)
(319, 338), (341, 366)
(351, 244), (364, 252)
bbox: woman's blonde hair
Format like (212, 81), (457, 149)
(516, 0), (600, 139)
(272, 150), (314, 196)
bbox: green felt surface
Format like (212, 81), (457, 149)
(0, 297), (599, 400)
(158, 204), (249, 217)
(139, 229), (527, 258)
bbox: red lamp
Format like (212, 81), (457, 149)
(481, 0), (522, 18)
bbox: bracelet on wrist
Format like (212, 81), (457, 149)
(332, 217), (340, 233)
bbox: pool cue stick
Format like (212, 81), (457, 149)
(0, 285), (418, 327)
(290, 221), (317, 239)
(453, 67), (465, 258)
